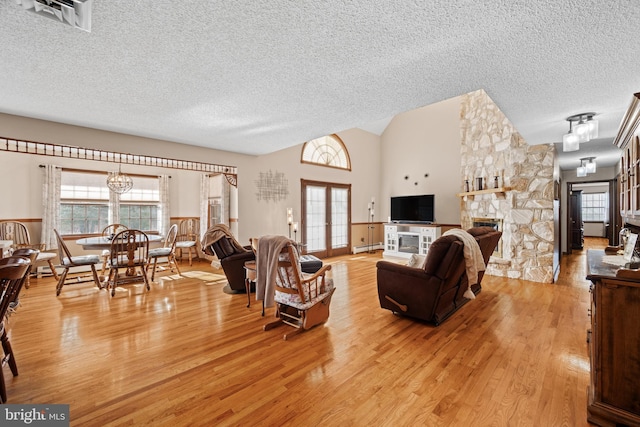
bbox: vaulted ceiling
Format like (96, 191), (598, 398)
(1, 1), (638, 169)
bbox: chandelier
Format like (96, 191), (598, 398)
(562, 112), (599, 152)
(107, 165), (133, 194)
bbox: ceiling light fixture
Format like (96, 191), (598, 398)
(564, 112), (598, 151)
(107, 164), (133, 194)
(562, 121), (580, 152)
(577, 161), (587, 178)
(577, 157), (597, 178)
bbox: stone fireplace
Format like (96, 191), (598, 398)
(460, 90), (555, 283)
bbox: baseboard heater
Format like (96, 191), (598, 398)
(352, 243), (383, 254)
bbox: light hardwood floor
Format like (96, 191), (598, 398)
(3, 239), (606, 426)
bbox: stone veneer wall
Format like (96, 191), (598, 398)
(460, 90), (555, 283)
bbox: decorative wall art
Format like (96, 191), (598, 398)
(403, 173), (429, 186)
(255, 170), (289, 202)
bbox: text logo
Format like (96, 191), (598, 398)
(2, 405), (69, 426)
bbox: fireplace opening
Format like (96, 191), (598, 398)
(473, 217), (503, 258)
(397, 232), (420, 254)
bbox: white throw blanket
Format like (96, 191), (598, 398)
(256, 235), (292, 308)
(442, 229), (485, 300)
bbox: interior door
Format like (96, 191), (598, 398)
(569, 190), (583, 250)
(301, 179), (351, 258)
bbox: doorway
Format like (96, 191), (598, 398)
(566, 179), (619, 254)
(301, 179), (351, 258)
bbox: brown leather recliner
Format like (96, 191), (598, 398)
(207, 237), (255, 293)
(376, 227), (502, 325)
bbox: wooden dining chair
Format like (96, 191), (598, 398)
(100, 224), (128, 275)
(108, 229), (150, 296)
(146, 224), (181, 281)
(0, 221), (59, 281)
(53, 229), (102, 296)
(263, 242), (335, 340)
(9, 248), (38, 303)
(175, 218), (200, 266)
(0, 256), (30, 403)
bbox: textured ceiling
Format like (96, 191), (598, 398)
(1, 1), (638, 170)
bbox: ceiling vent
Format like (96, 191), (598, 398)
(15, 0), (93, 32)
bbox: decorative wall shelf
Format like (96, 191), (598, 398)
(456, 187), (512, 199)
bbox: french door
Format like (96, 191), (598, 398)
(301, 179), (351, 258)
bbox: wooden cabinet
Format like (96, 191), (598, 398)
(384, 224), (398, 254)
(615, 93), (640, 222)
(633, 136), (640, 215)
(619, 135), (640, 217)
(586, 250), (640, 426)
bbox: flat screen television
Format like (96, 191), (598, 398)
(390, 194), (435, 223)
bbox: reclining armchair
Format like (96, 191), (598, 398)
(201, 224), (255, 293)
(376, 226), (501, 325)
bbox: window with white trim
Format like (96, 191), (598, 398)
(119, 176), (160, 231)
(582, 192), (608, 222)
(60, 171), (160, 235)
(301, 135), (351, 170)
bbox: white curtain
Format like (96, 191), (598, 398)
(108, 189), (120, 225)
(41, 164), (61, 249)
(199, 173), (209, 240)
(159, 174), (170, 236)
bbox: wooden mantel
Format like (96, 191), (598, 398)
(456, 186), (512, 199)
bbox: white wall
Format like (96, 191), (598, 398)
(380, 95), (462, 225)
(240, 128), (382, 243)
(0, 112), (252, 218)
(0, 113), (381, 246)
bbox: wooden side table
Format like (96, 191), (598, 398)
(244, 260), (256, 309)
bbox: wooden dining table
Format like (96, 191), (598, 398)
(76, 234), (164, 285)
(75, 234), (163, 250)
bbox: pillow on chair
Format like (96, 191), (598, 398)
(406, 254), (426, 268)
(212, 238), (236, 258)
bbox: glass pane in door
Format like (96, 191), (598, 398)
(306, 185), (326, 252)
(331, 187), (348, 249)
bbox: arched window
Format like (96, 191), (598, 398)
(301, 135), (351, 170)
